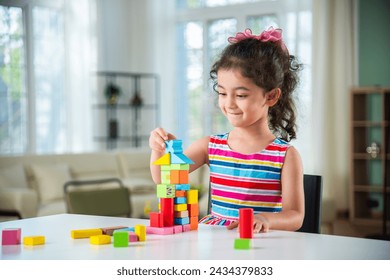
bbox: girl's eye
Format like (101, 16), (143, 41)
(218, 92), (226, 96)
(237, 95), (247, 98)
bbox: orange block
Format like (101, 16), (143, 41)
(175, 190), (186, 197)
(188, 203), (199, 217)
(170, 170), (180, 184)
(179, 170), (189, 184)
(190, 216), (198, 230)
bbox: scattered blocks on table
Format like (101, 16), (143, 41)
(90, 235), (111, 245)
(23, 235), (45, 246)
(71, 228), (103, 239)
(234, 238), (251, 250)
(113, 231), (129, 247)
(2, 228), (21, 245)
(135, 225), (146, 242)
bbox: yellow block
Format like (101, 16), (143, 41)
(153, 153), (171, 165)
(90, 234), (111, 245)
(135, 225), (146, 242)
(71, 228), (103, 239)
(174, 203), (187, 211)
(23, 236), (45, 246)
(187, 189), (198, 204)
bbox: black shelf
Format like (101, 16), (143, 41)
(93, 71), (159, 149)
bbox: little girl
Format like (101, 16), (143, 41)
(149, 27), (304, 233)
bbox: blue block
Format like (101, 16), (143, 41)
(174, 197), (187, 204)
(174, 217), (190, 225)
(170, 153), (194, 164)
(165, 140), (183, 154)
(113, 227), (135, 234)
(175, 184), (190, 191)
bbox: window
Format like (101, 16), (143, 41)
(175, 0), (312, 163)
(0, 6), (27, 154)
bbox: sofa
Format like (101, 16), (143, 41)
(0, 149), (209, 219)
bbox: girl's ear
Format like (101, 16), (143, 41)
(265, 88), (281, 107)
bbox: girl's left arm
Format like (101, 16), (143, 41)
(263, 146), (305, 231)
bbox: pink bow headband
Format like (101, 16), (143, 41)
(228, 27), (288, 53)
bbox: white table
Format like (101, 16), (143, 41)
(0, 214), (389, 260)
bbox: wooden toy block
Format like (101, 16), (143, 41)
(182, 224), (191, 232)
(239, 208), (253, 239)
(161, 165), (172, 171)
(169, 170), (180, 184)
(174, 197), (187, 204)
(128, 232), (138, 242)
(175, 190), (186, 197)
(23, 236), (45, 246)
(113, 227), (135, 234)
(234, 238), (251, 250)
(174, 217), (190, 225)
(175, 210), (189, 218)
(174, 203), (187, 212)
(175, 184), (190, 191)
(153, 153), (171, 165)
(150, 212), (163, 227)
(101, 226), (127, 236)
(157, 184), (175, 198)
(161, 170), (171, 184)
(135, 225), (146, 241)
(173, 225), (183, 233)
(165, 139), (183, 154)
(190, 216), (199, 230)
(188, 203), (199, 217)
(171, 153), (194, 164)
(113, 231), (129, 247)
(71, 228), (102, 239)
(90, 235), (111, 245)
(160, 198), (174, 227)
(2, 228), (21, 245)
(187, 189), (198, 204)
(179, 170), (189, 184)
(146, 226), (174, 235)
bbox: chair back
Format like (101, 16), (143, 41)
(297, 174), (323, 233)
(207, 174), (323, 233)
(64, 178), (131, 217)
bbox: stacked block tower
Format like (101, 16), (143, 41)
(149, 140), (199, 233)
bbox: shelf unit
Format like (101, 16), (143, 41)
(350, 87), (390, 230)
(94, 71), (160, 149)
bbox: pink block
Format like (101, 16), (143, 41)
(128, 232), (138, 242)
(146, 226), (174, 235)
(2, 228), (21, 245)
(173, 225), (183, 233)
(182, 224), (191, 232)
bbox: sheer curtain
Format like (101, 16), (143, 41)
(312, 0), (356, 210)
(64, 0), (97, 152)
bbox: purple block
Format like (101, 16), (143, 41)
(128, 232), (138, 242)
(2, 228), (21, 245)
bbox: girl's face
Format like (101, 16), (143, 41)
(217, 69), (269, 128)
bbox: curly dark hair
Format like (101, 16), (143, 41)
(210, 38), (302, 142)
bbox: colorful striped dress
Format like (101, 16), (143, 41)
(199, 133), (290, 226)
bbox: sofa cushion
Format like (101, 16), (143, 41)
(0, 165), (29, 190)
(30, 163), (72, 203)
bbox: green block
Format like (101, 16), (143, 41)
(113, 231), (128, 247)
(170, 164), (189, 170)
(157, 184), (175, 198)
(234, 238), (251, 250)
(161, 170), (171, 184)
(161, 165), (172, 171)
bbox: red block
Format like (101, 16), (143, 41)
(149, 212), (163, 227)
(160, 198), (174, 227)
(239, 208), (253, 239)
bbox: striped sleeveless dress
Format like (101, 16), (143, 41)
(199, 133), (290, 226)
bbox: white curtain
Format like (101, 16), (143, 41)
(64, 0), (97, 152)
(312, 0), (356, 210)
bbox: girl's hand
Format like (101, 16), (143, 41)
(149, 127), (176, 153)
(226, 214), (270, 233)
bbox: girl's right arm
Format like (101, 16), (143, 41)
(149, 127), (176, 183)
